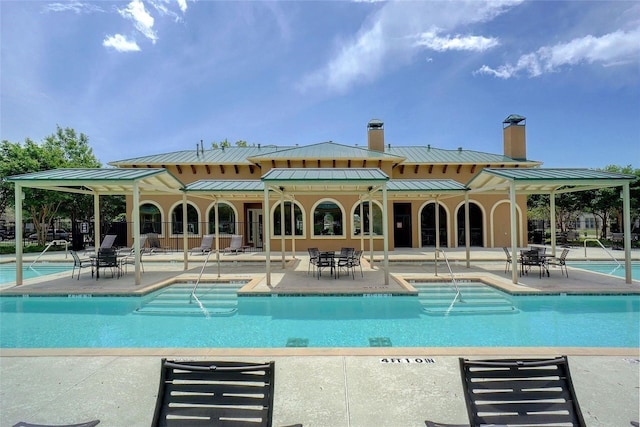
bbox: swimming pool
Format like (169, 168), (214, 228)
(568, 261), (639, 280)
(1, 283), (638, 348)
(0, 263), (73, 285)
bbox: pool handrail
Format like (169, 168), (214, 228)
(190, 249), (214, 304)
(435, 248), (461, 308)
(29, 239), (70, 268)
(583, 238), (621, 267)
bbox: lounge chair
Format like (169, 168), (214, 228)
(502, 247), (512, 273)
(426, 356), (586, 427)
(147, 233), (169, 253)
(99, 234), (117, 250)
(190, 234), (214, 255)
(70, 250), (92, 280)
(13, 421), (100, 427)
(223, 234), (244, 255)
(152, 359), (302, 427)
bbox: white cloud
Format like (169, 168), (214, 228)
(298, 1), (520, 94)
(177, 0), (188, 13)
(118, 0), (158, 43)
(103, 34), (141, 52)
(43, 1), (104, 14)
(415, 29), (499, 52)
(477, 27), (640, 78)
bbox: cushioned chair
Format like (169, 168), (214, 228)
(190, 234), (214, 255)
(152, 359), (302, 427)
(426, 356), (586, 427)
(223, 234), (244, 255)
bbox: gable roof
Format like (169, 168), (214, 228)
(467, 168), (636, 194)
(246, 141), (404, 162)
(6, 168), (184, 195)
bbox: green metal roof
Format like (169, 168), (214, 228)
(186, 180), (264, 192)
(387, 146), (539, 165)
(108, 146), (295, 166)
(7, 168), (184, 195)
(387, 179), (466, 192)
(262, 168), (389, 182)
(247, 142), (404, 162)
(467, 168), (636, 194)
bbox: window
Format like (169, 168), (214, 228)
(313, 200), (343, 236)
(273, 201), (303, 236)
(585, 217), (596, 229)
(209, 202), (236, 234)
(352, 202), (382, 236)
(140, 203), (162, 234)
(171, 203), (199, 234)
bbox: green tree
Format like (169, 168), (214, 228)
(1, 126), (104, 245)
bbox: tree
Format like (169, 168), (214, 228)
(1, 126), (103, 245)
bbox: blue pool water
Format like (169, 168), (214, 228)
(568, 261), (639, 280)
(1, 283), (638, 348)
(0, 263), (73, 284)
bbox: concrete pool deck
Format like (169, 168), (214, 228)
(1, 247), (639, 426)
(1, 354), (639, 426)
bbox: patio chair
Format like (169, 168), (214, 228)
(307, 247), (320, 276)
(425, 356), (586, 427)
(119, 235), (148, 275)
(13, 420), (100, 427)
(336, 247), (354, 278)
(502, 247), (512, 273)
(152, 359), (302, 427)
(549, 248), (570, 277)
(521, 250), (547, 278)
(70, 250), (92, 280)
(147, 233), (169, 253)
(223, 234), (244, 255)
(349, 250), (363, 278)
(190, 234), (214, 255)
(91, 248), (119, 279)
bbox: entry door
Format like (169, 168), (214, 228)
(393, 203), (412, 247)
(247, 209), (263, 249)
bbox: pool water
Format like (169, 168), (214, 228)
(568, 261), (639, 280)
(0, 263), (73, 284)
(1, 283), (638, 349)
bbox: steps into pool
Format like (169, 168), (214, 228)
(135, 283), (241, 316)
(414, 283), (518, 315)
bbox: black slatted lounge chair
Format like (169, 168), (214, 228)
(152, 359), (302, 427)
(13, 421), (100, 427)
(426, 356), (586, 427)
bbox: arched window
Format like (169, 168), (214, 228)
(273, 201), (303, 236)
(313, 200), (343, 236)
(140, 203), (162, 234)
(171, 203), (199, 235)
(208, 202), (236, 235)
(352, 202), (383, 236)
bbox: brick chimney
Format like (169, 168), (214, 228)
(367, 119), (384, 152)
(503, 114), (526, 160)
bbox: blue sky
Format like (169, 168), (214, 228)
(1, 0), (639, 168)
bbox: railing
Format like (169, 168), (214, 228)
(434, 248), (461, 309)
(29, 239), (69, 267)
(583, 238), (621, 267)
(190, 250), (214, 305)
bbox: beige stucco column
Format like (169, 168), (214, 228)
(465, 192), (470, 268)
(510, 181), (519, 284)
(132, 182), (141, 285)
(264, 186), (271, 287)
(14, 184), (23, 285)
(622, 182), (632, 284)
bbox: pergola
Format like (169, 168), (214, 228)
(467, 168), (637, 284)
(8, 168), (185, 285)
